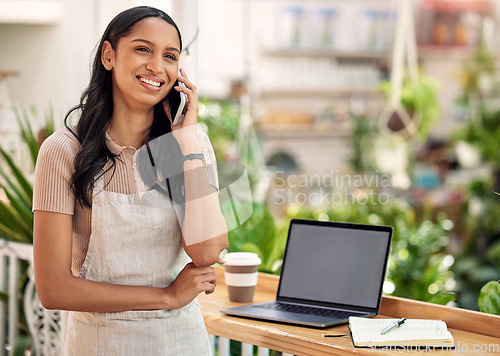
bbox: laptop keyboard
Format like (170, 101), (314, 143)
(252, 302), (365, 319)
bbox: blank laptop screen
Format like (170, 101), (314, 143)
(278, 223), (391, 309)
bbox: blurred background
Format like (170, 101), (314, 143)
(1, 0), (500, 327)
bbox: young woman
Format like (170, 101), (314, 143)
(32, 6), (228, 355)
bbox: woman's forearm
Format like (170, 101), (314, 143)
(37, 272), (173, 312)
(180, 140), (228, 266)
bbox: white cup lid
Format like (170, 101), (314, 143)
(224, 252), (261, 266)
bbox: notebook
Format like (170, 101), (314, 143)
(349, 317), (455, 348)
(220, 219), (393, 328)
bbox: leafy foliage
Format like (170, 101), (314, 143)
(0, 106), (54, 354)
(198, 98), (240, 162)
(451, 180), (500, 310)
(349, 114), (374, 173)
(226, 202), (287, 274)
(0, 147), (34, 243)
(451, 46), (500, 311)
(459, 47), (498, 97)
(478, 280), (500, 315)
(15, 105), (55, 167)
(454, 108), (500, 167)
(0, 107), (54, 243)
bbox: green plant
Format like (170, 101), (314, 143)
(379, 71), (441, 141)
(386, 219), (454, 305)
(459, 46), (498, 98)
(451, 182), (500, 310)
(474, 191), (500, 316)
(452, 46), (500, 174)
(226, 202), (287, 274)
(478, 280), (500, 315)
(464, 182), (500, 252)
(0, 146), (33, 243)
(454, 108), (500, 170)
(0, 106), (54, 243)
(349, 114), (374, 173)
(198, 98), (240, 162)
(450, 46), (500, 311)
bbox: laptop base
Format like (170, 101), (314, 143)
(221, 302), (374, 328)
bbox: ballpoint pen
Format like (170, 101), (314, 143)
(381, 318), (406, 335)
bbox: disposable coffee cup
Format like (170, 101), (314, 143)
(224, 252), (262, 302)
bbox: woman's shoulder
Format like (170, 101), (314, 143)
(33, 126), (80, 215)
(39, 126), (80, 158)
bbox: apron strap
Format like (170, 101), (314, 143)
(93, 173), (105, 195)
(146, 142), (173, 200)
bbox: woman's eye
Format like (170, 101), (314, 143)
(136, 47), (150, 53)
(164, 54), (176, 60)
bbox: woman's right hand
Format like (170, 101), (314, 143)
(166, 262), (217, 309)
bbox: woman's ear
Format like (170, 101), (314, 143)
(101, 41), (115, 71)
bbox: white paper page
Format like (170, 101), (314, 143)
(349, 317), (454, 344)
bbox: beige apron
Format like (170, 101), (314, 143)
(63, 175), (211, 355)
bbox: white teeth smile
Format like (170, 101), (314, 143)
(139, 77), (161, 87)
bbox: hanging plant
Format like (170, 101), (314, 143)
(378, 0), (441, 142)
(379, 72), (441, 141)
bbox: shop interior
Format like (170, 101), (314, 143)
(0, 0), (499, 354)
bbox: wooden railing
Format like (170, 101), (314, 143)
(198, 267), (500, 356)
(208, 335), (294, 356)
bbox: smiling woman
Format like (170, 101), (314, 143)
(101, 17), (181, 107)
(31, 6), (227, 355)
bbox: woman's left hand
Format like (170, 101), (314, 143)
(204, 258), (225, 295)
(163, 68), (199, 149)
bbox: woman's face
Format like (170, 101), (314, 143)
(102, 17), (181, 111)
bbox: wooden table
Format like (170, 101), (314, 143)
(198, 267), (500, 356)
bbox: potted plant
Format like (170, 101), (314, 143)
(379, 71), (441, 142)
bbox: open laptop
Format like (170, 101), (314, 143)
(220, 219), (393, 328)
